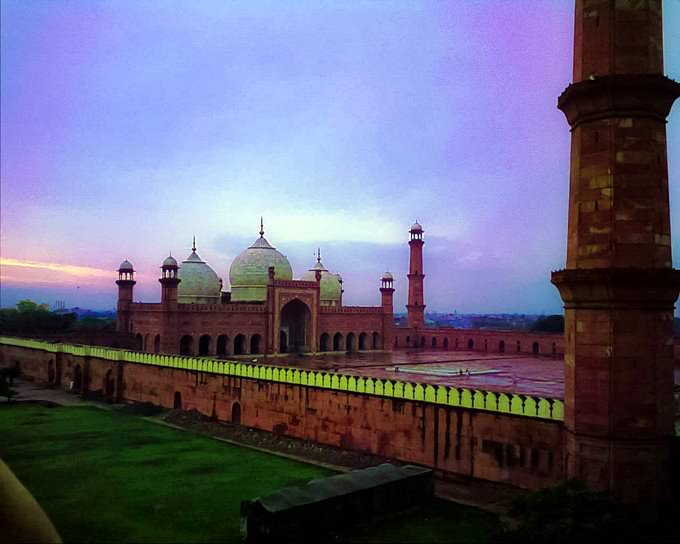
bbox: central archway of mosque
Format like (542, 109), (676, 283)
(280, 299), (311, 353)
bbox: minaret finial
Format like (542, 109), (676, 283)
(317, 248), (321, 263)
(192, 236), (196, 252)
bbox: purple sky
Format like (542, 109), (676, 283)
(2, 1), (679, 313)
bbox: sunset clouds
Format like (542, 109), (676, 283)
(1, 1), (679, 312)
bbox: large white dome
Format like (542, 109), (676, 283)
(229, 232), (293, 302)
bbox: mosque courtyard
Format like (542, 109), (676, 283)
(248, 349), (566, 399)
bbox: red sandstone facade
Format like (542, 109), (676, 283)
(551, 0), (680, 501)
(119, 263), (394, 359)
(2, 342), (565, 490)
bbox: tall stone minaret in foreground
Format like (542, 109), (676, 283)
(552, 0), (679, 501)
(407, 221), (426, 329)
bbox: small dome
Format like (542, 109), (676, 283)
(302, 253), (342, 303)
(382, 271), (393, 281)
(119, 259), (134, 272)
(177, 245), (221, 304)
(229, 224), (293, 302)
(162, 255), (178, 268)
(410, 221), (423, 232)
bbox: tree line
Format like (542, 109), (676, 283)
(0, 300), (113, 335)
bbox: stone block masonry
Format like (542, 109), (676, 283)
(1, 337), (564, 490)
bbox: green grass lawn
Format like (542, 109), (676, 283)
(0, 404), (501, 543)
(341, 499), (501, 543)
(0, 404), (331, 543)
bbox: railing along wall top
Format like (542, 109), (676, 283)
(0, 336), (564, 421)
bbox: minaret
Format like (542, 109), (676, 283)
(380, 271), (395, 351)
(115, 260), (135, 332)
(381, 271), (395, 307)
(158, 252), (182, 354)
(159, 253), (180, 303)
(406, 221), (425, 329)
(551, 1), (679, 501)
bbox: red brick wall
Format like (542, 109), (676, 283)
(2, 343), (564, 490)
(395, 328), (564, 357)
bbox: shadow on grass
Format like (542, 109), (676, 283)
(338, 498), (502, 544)
(495, 480), (679, 544)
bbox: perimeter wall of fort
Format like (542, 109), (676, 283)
(395, 328), (566, 357)
(1, 337), (565, 490)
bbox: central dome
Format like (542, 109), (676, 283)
(178, 242), (221, 304)
(229, 224), (293, 302)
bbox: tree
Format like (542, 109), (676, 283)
(532, 315), (564, 333)
(0, 300), (76, 334)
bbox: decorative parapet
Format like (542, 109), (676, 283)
(273, 279), (318, 289)
(0, 336), (564, 421)
(320, 306), (383, 314)
(178, 303), (266, 312)
(129, 303), (266, 312)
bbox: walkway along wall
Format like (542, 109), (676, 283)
(1, 336), (565, 490)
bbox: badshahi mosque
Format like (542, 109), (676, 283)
(115, 219), (396, 357)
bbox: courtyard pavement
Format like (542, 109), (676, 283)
(257, 349), (566, 398)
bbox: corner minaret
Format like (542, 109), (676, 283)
(380, 271), (395, 311)
(551, 0), (680, 501)
(159, 254), (180, 303)
(380, 271), (395, 351)
(406, 221), (425, 329)
(115, 260), (136, 332)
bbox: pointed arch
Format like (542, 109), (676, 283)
(250, 334), (262, 355)
(180, 335), (193, 356)
(232, 402), (241, 425)
(199, 334), (211, 356)
(280, 298), (312, 353)
(234, 334), (246, 355)
(346, 332), (356, 352)
(73, 365), (82, 392)
(320, 333), (330, 352)
(217, 334), (229, 356)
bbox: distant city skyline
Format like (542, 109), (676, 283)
(2, 1), (679, 313)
